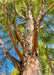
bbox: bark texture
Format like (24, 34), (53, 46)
(21, 2), (42, 75)
(22, 54), (42, 75)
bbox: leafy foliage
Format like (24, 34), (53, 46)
(0, 0), (54, 74)
(10, 68), (19, 75)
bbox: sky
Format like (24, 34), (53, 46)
(0, 32), (21, 75)
(0, 17), (23, 75)
(0, 15), (54, 75)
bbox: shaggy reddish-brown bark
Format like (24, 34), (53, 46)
(4, 0), (24, 62)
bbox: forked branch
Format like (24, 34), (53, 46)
(0, 38), (21, 71)
(32, 0), (46, 56)
(41, 3), (54, 20)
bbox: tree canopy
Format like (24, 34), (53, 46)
(0, 0), (54, 75)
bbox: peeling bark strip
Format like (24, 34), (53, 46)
(0, 39), (21, 71)
(4, 0), (24, 62)
(32, 27), (39, 56)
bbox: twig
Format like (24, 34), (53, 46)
(41, 3), (54, 20)
(15, 8), (26, 20)
(40, 17), (54, 29)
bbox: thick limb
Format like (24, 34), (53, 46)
(11, 0), (26, 50)
(0, 38), (21, 71)
(4, 0), (24, 62)
(32, 0), (46, 56)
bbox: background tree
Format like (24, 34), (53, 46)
(0, 0), (54, 75)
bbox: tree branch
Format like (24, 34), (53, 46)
(45, 44), (54, 74)
(33, 18), (37, 24)
(0, 38), (21, 71)
(18, 22), (26, 25)
(0, 5), (3, 10)
(23, 1), (28, 18)
(11, 0), (25, 50)
(15, 8), (26, 20)
(0, 1), (26, 21)
(32, 28), (39, 56)
(0, 5), (13, 16)
(32, 0), (46, 56)
(11, 0), (15, 13)
(46, 52), (54, 74)
(13, 20), (26, 50)
(41, 3), (54, 20)
(37, 0), (46, 21)
(40, 17), (54, 29)
(4, 0), (24, 62)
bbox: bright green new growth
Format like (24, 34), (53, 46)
(10, 68), (19, 75)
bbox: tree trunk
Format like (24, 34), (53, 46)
(3, 1), (42, 75)
(22, 52), (42, 75)
(20, 4), (42, 74)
